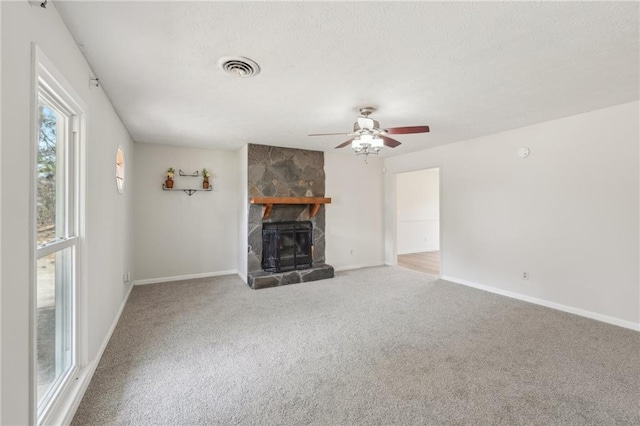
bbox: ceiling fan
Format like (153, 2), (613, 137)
(308, 107), (430, 156)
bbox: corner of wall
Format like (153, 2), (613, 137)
(237, 145), (248, 280)
(0, 1), (3, 421)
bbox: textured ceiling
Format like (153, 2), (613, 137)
(55, 1), (639, 157)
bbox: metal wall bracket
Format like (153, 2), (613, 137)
(162, 185), (212, 195)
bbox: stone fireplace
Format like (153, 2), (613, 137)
(247, 144), (334, 289)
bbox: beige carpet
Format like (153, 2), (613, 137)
(73, 266), (640, 425)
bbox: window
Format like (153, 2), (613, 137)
(115, 146), (125, 193)
(33, 46), (85, 424)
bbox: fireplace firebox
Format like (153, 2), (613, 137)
(262, 221), (313, 272)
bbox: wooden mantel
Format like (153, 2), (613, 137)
(249, 197), (332, 219)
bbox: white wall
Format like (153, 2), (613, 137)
(1, 2), (134, 423)
(396, 168), (440, 254)
(0, 3), (3, 421)
(85, 98), (135, 361)
(133, 143), (240, 282)
(237, 145), (248, 282)
(325, 152), (385, 270)
(385, 101), (640, 328)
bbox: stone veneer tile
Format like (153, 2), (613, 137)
(248, 164), (266, 184)
(247, 227), (262, 256)
(248, 144), (270, 165)
(280, 272), (301, 286)
(314, 208), (326, 231)
(251, 275), (281, 290)
(247, 264), (334, 290)
(247, 253), (261, 274)
(301, 265), (334, 282)
(270, 159), (302, 183)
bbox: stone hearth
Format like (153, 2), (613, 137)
(247, 264), (334, 290)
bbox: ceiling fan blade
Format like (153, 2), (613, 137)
(381, 135), (402, 148)
(385, 125), (430, 135)
(335, 138), (355, 149)
(308, 132), (351, 137)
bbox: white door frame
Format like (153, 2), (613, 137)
(391, 166), (443, 276)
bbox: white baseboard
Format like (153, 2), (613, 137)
(441, 275), (640, 332)
(133, 270), (238, 286)
(334, 263), (384, 272)
(237, 271), (247, 284)
(57, 282), (134, 425)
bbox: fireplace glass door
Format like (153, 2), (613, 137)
(262, 221), (313, 272)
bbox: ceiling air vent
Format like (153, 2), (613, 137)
(218, 56), (260, 78)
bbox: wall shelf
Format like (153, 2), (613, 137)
(249, 197), (331, 219)
(164, 167), (210, 195)
(163, 185), (212, 196)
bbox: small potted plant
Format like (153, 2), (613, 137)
(165, 167), (175, 188)
(202, 168), (211, 189)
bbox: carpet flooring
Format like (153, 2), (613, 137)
(72, 266), (640, 425)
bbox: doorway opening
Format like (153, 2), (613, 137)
(395, 168), (441, 276)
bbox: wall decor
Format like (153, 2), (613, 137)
(202, 168), (211, 189)
(115, 146), (125, 194)
(162, 167), (212, 196)
(164, 167), (175, 188)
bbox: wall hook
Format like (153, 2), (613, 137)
(90, 78), (100, 88)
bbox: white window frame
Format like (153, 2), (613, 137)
(31, 45), (87, 426)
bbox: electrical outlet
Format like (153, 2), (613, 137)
(350, 249), (355, 255)
(522, 272), (529, 280)
(123, 272), (130, 283)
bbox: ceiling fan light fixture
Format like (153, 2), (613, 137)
(309, 106), (430, 160)
(357, 117), (375, 130)
(351, 133), (382, 157)
(360, 133), (374, 145)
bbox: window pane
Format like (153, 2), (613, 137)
(37, 248), (73, 406)
(37, 103), (63, 245)
(115, 147), (125, 193)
